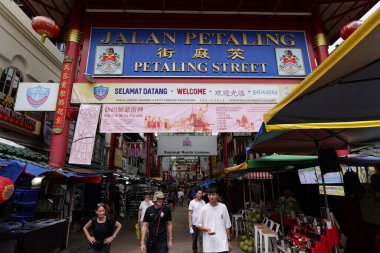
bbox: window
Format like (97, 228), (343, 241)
(0, 67), (23, 107)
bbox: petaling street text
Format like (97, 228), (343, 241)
(99, 31), (296, 46)
(134, 62), (267, 73)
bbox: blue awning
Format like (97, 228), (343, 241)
(0, 159), (103, 184)
(0, 159), (25, 182)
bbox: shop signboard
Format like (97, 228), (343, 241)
(100, 104), (273, 133)
(319, 185), (345, 196)
(86, 28), (312, 78)
(72, 83), (296, 104)
(0, 104), (40, 135)
(158, 135), (217, 156)
(14, 82), (59, 111)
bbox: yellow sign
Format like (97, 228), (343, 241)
(319, 185), (345, 196)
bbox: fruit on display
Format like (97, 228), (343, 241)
(238, 208), (265, 252)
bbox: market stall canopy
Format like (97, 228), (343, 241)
(246, 154), (319, 172)
(263, 7), (380, 135)
(339, 154), (380, 166)
(216, 154), (318, 174)
(243, 172), (273, 180)
(249, 123), (365, 154)
(198, 178), (215, 187)
(224, 162), (248, 174)
(0, 159), (103, 184)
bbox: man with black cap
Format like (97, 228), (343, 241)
(196, 186), (232, 253)
(140, 191), (173, 253)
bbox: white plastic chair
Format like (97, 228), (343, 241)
(255, 218), (271, 252)
(259, 222), (280, 253)
(231, 209), (244, 235)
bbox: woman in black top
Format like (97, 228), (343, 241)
(83, 203), (122, 253)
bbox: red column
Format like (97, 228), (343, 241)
(312, 9), (329, 64)
(49, 3), (83, 168)
(146, 134), (151, 177)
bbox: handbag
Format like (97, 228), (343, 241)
(135, 223), (141, 240)
(147, 207), (163, 248)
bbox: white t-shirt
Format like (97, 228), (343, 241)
(188, 199), (206, 225)
(178, 191), (184, 199)
(139, 200), (154, 222)
(196, 202), (231, 252)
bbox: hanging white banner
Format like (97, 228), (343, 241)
(158, 135), (217, 156)
(100, 104), (274, 133)
(69, 104), (101, 165)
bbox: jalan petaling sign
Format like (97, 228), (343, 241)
(86, 28), (312, 78)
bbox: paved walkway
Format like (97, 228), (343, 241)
(65, 204), (244, 253)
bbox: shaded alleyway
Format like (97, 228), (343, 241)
(68, 203), (243, 253)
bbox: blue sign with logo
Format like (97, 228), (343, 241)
(86, 28), (312, 78)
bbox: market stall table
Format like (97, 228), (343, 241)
(288, 225), (339, 253)
(0, 219), (67, 253)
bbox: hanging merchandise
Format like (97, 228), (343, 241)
(0, 176), (14, 204)
(115, 182), (127, 219)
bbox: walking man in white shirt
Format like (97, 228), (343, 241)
(138, 192), (154, 230)
(189, 189), (206, 253)
(196, 186), (232, 253)
(178, 189), (184, 206)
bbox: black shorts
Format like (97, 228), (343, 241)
(168, 199), (174, 204)
(146, 240), (168, 253)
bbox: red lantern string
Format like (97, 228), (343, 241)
(31, 16), (60, 43)
(340, 20), (363, 40)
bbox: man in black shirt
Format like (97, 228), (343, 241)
(140, 191), (173, 253)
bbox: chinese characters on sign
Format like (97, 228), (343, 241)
(87, 28), (311, 78)
(71, 83), (296, 104)
(100, 104), (274, 133)
(53, 56), (72, 134)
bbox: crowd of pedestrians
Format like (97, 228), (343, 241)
(82, 185), (231, 253)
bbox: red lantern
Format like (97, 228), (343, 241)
(31, 16), (60, 43)
(0, 176), (14, 204)
(340, 20), (363, 40)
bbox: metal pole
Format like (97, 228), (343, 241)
(321, 174), (330, 219)
(248, 179), (252, 208)
(242, 179), (246, 208)
(262, 181), (266, 205)
(276, 172), (285, 236)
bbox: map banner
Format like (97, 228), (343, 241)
(69, 104), (101, 165)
